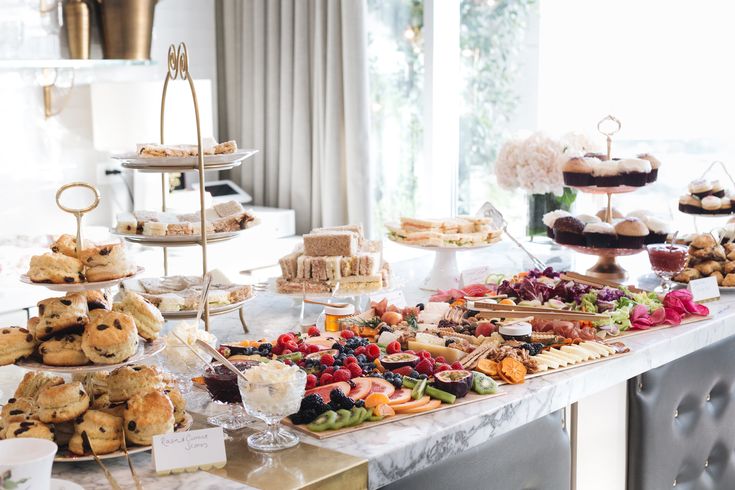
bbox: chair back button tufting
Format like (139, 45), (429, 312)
(673, 409), (679, 418)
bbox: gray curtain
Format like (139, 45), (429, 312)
(216, 0), (371, 235)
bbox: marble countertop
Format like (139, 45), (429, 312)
(2, 239), (735, 489)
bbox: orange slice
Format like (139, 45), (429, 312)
(364, 392), (391, 408)
(390, 395), (431, 412)
(498, 298), (515, 306)
(373, 403), (395, 417)
(397, 399), (441, 414)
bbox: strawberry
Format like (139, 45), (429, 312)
(319, 372), (334, 386)
(386, 341), (401, 354)
(344, 355), (358, 365)
(347, 363), (363, 378)
(340, 330), (355, 339)
(366, 344), (381, 359)
(306, 374), (317, 389)
(333, 368), (351, 383)
(434, 363), (451, 373)
(277, 333), (294, 346)
(307, 326), (321, 337)
(435, 356), (446, 364)
(450, 361), (464, 370)
(415, 359), (434, 375)
(307, 344), (320, 354)
(320, 354), (335, 366)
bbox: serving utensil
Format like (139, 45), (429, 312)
(171, 330), (215, 372)
(195, 339), (249, 384)
(195, 273), (213, 326)
(120, 434), (143, 490)
(477, 201), (546, 270)
(82, 431), (123, 490)
(303, 298), (350, 309)
(475, 310), (608, 321)
(472, 301), (607, 316)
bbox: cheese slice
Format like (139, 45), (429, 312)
(539, 350), (571, 366)
(559, 346), (589, 362)
(581, 342), (614, 356)
(547, 348), (582, 364)
(573, 345), (602, 360)
(534, 354), (561, 369)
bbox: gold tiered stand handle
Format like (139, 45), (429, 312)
(55, 182), (101, 260)
(159, 42), (211, 330)
(596, 115), (622, 224)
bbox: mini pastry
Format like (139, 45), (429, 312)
(542, 210), (571, 238)
(644, 217), (672, 245)
(70, 290), (112, 311)
(164, 387), (186, 425)
(108, 365), (164, 403)
(711, 180), (725, 198)
(82, 311), (139, 364)
(562, 156), (594, 186)
(691, 233), (717, 249)
(38, 334), (89, 366)
(689, 179), (713, 199)
(112, 291), (164, 341)
(143, 221), (168, 236)
(637, 153), (661, 183)
(214, 200), (245, 217)
(68, 410), (123, 455)
(37, 294), (89, 340)
(14, 372), (64, 400)
(124, 390), (175, 445)
(27, 253), (85, 284)
(591, 160), (621, 187)
(50, 234), (84, 257)
(576, 214), (601, 225)
(37, 382), (90, 423)
(4, 420), (53, 441)
(724, 262), (735, 274)
(595, 207), (623, 221)
(552, 216), (586, 246)
(679, 195), (702, 214)
(723, 273), (735, 287)
(673, 268), (701, 283)
(627, 210), (650, 222)
(613, 218), (649, 249)
(79, 242), (137, 282)
(695, 260), (722, 276)
(214, 140), (237, 154)
(712, 270), (725, 285)
(583, 222), (617, 248)
(617, 158), (651, 187)
(0, 327), (36, 366)
(701, 195), (722, 214)
(115, 212), (138, 234)
(720, 197), (732, 214)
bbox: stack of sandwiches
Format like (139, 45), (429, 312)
(386, 216), (501, 247)
(277, 224), (390, 294)
(115, 200), (258, 237)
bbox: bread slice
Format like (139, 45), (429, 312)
(303, 232), (357, 257)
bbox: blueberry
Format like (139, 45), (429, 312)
(345, 349), (354, 355)
(419, 374), (428, 380)
(320, 364), (327, 371)
(416, 303), (425, 310)
(410, 370), (419, 378)
(331, 343), (342, 351)
(357, 354), (367, 363)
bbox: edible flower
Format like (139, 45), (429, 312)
(662, 289), (709, 325)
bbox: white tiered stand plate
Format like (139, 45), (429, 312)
(20, 267), (145, 292)
(113, 149), (257, 173)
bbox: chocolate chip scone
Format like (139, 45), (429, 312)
(68, 410), (123, 455)
(0, 327), (36, 366)
(39, 333), (89, 366)
(124, 390), (174, 445)
(37, 294), (89, 340)
(37, 382), (90, 423)
(82, 311), (139, 364)
(27, 253), (85, 284)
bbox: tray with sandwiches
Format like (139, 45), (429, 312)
(386, 216), (503, 248)
(113, 139), (257, 173)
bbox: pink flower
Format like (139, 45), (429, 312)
(663, 290), (709, 317)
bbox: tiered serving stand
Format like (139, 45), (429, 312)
(554, 115), (653, 281)
(112, 43), (257, 331)
(678, 161), (735, 233)
(17, 182), (192, 462)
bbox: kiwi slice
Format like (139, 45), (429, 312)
(367, 407), (384, 422)
(471, 371), (498, 395)
(331, 409), (353, 430)
(306, 410), (337, 432)
(347, 407), (367, 427)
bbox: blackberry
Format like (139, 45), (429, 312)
(416, 303), (425, 311)
(354, 399), (365, 408)
(378, 325), (394, 334)
(301, 394), (328, 411)
(258, 343), (272, 354)
(289, 394), (331, 424)
(331, 343), (343, 351)
(329, 389), (355, 411)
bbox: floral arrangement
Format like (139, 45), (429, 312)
(495, 132), (597, 196)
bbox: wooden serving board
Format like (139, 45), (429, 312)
(603, 315), (709, 342)
(287, 391), (506, 440)
(519, 350), (632, 382)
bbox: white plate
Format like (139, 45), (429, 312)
(16, 338), (165, 373)
(54, 413), (193, 462)
(50, 479), (84, 490)
(161, 295), (254, 319)
(114, 149), (257, 173)
(386, 235), (502, 251)
(271, 277), (399, 299)
(20, 267), (145, 292)
(111, 229), (244, 247)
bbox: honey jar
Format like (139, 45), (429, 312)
(324, 304), (355, 332)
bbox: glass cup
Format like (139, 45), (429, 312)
(203, 362), (259, 430)
(237, 369), (307, 452)
(646, 243), (688, 293)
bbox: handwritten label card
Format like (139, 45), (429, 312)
(460, 266), (492, 288)
(369, 290), (407, 308)
(153, 427), (227, 475)
(688, 276), (720, 303)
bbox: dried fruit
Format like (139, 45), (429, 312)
(477, 359), (499, 378)
(498, 357), (526, 384)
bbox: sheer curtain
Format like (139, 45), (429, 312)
(216, 0), (371, 235)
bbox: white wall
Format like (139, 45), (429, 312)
(0, 0), (217, 235)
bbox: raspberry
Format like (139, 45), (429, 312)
(340, 330), (355, 339)
(319, 372), (333, 385)
(324, 366), (336, 375)
(354, 346), (367, 356)
(418, 350), (432, 360)
(298, 343), (309, 353)
(281, 349), (292, 356)
(366, 344), (381, 359)
(450, 361), (464, 370)
(415, 359), (434, 375)
(344, 355), (358, 365)
(307, 326), (321, 337)
(277, 333), (295, 346)
(347, 363), (363, 378)
(306, 374), (317, 389)
(434, 363), (451, 373)
(333, 368), (351, 383)
(271, 344), (283, 355)
(435, 356), (446, 364)
(386, 341), (401, 354)
(307, 344), (320, 354)
(392, 366), (415, 376)
(285, 340), (299, 352)
(320, 354), (335, 366)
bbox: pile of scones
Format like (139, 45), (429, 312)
(0, 368), (185, 455)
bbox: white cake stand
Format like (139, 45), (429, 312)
(388, 238), (500, 291)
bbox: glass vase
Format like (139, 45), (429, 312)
(527, 187), (576, 238)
